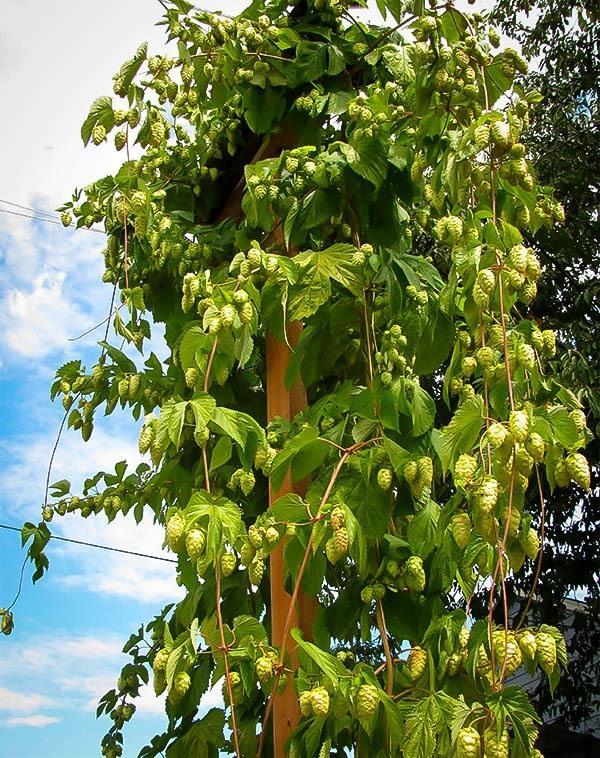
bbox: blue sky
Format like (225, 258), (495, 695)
(0, 1), (497, 755)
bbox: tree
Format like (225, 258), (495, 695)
(489, 0), (600, 735)
(2, 1), (594, 756)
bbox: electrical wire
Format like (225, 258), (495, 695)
(0, 206), (105, 234)
(0, 522), (177, 564)
(0, 198), (62, 221)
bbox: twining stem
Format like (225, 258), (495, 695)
(216, 565), (241, 758)
(375, 601), (394, 696)
(201, 338), (219, 491)
(515, 467), (546, 632)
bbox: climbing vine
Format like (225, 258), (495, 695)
(3, 0), (593, 756)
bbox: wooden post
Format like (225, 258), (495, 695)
(217, 125), (317, 754)
(266, 320), (316, 756)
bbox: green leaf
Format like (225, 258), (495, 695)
(186, 491), (243, 565)
(435, 395), (484, 475)
(383, 437), (413, 477)
(166, 708), (225, 758)
(189, 393), (216, 430)
(81, 96), (113, 146)
(408, 500), (441, 559)
(209, 436), (232, 472)
(270, 493), (309, 524)
(290, 628), (346, 689)
(406, 379), (436, 436)
(339, 139), (388, 188)
(158, 399), (188, 449)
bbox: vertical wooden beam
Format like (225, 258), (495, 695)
(217, 125), (316, 754)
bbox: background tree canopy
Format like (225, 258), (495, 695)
(490, 0), (599, 742)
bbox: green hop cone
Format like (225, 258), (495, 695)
(185, 528), (206, 561)
(248, 524), (263, 549)
(333, 526), (349, 557)
(451, 512), (471, 550)
(462, 356), (477, 377)
(255, 655), (275, 685)
(61, 211), (72, 228)
(405, 556), (426, 592)
(325, 537), (340, 564)
(128, 374), (140, 398)
(483, 728), (509, 758)
(1, 609), (14, 636)
(299, 690), (313, 717)
(166, 513), (185, 551)
(355, 684), (379, 720)
(455, 453), (478, 486)
(153, 648), (169, 674)
(404, 460), (419, 483)
(240, 470), (256, 496)
(570, 408), (587, 432)
(239, 300), (253, 325)
(138, 423), (154, 454)
(168, 671), (191, 705)
(248, 557), (264, 586)
(360, 585), (374, 604)
(554, 458), (571, 487)
(536, 631), (557, 674)
(330, 506), (345, 531)
(265, 526), (279, 546)
(517, 629), (537, 660)
(446, 215), (463, 243)
(114, 131), (127, 150)
(522, 529), (540, 560)
(407, 646), (427, 681)
(567, 453), (591, 491)
(223, 671), (244, 705)
(377, 467), (393, 491)
(417, 456), (433, 488)
(517, 343), (536, 370)
(92, 124), (107, 145)
(492, 630), (522, 673)
(526, 432), (545, 462)
(456, 726), (481, 758)
(509, 410), (529, 443)
(487, 422), (507, 448)
(220, 552), (237, 577)
(476, 268), (496, 294)
(118, 377), (130, 399)
(310, 687), (330, 718)
(220, 304), (236, 327)
(185, 367), (199, 388)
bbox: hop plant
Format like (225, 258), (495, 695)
(138, 423), (154, 454)
(220, 552), (237, 577)
(522, 529), (540, 560)
(299, 690), (313, 717)
(487, 422), (507, 448)
(92, 124), (107, 145)
(166, 513), (185, 551)
(310, 687), (330, 718)
(567, 453), (591, 490)
(377, 467), (393, 491)
(457, 727), (481, 758)
(333, 526), (349, 556)
(417, 456), (433, 487)
(526, 432), (545, 462)
(407, 646), (427, 680)
(491, 630), (522, 673)
(240, 470), (256, 495)
(536, 631), (557, 674)
(255, 655), (275, 684)
(483, 727), (509, 758)
(455, 454), (478, 485)
(405, 555), (426, 592)
(518, 630), (537, 660)
(153, 648), (169, 674)
(330, 506), (345, 531)
(355, 684), (379, 720)
(168, 671), (191, 705)
(185, 367), (199, 388)
(509, 410), (529, 443)
(451, 512), (471, 549)
(249, 557), (264, 585)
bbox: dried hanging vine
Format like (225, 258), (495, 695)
(3, 1), (593, 757)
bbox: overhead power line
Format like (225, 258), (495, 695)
(0, 522), (177, 564)
(0, 202), (105, 234)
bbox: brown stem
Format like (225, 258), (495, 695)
(515, 467), (546, 631)
(216, 565), (241, 758)
(375, 601), (394, 695)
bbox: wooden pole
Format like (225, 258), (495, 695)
(217, 126), (316, 754)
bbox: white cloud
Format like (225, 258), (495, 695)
(4, 715), (61, 728)
(0, 687), (55, 714)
